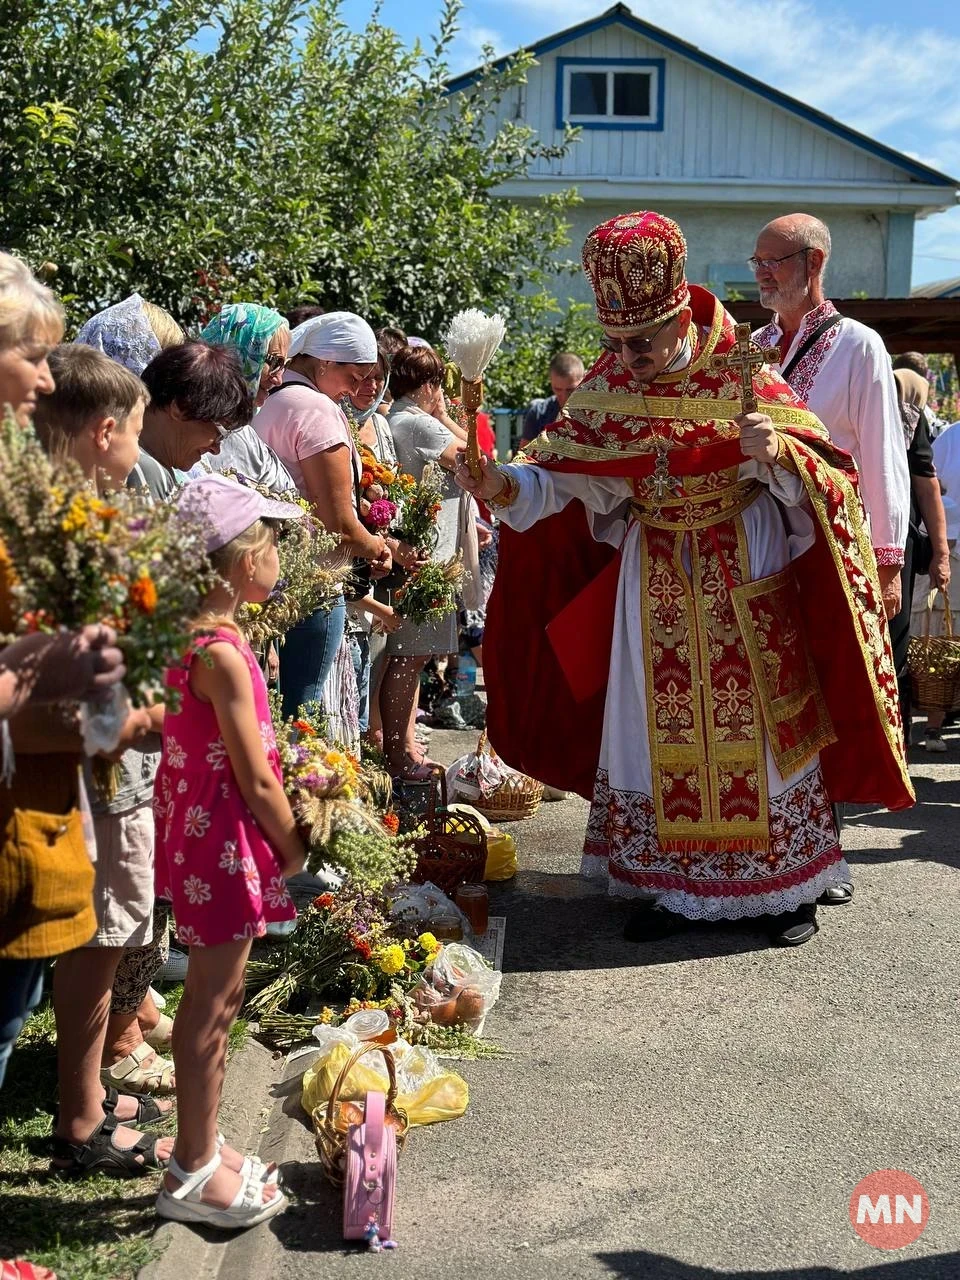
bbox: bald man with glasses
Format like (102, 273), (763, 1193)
(751, 213), (911, 910)
(751, 214), (909, 621)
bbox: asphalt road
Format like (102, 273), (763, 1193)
(146, 727), (960, 1280)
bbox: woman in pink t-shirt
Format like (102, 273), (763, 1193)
(253, 312), (392, 718)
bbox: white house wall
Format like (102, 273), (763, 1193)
(552, 202), (892, 301)
(496, 25), (906, 186)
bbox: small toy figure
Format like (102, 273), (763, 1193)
(364, 1217), (382, 1252)
(363, 1216), (398, 1253)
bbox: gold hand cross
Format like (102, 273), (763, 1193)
(709, 322), (779, 414)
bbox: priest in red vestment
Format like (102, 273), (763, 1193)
(455, 211), (913, 947)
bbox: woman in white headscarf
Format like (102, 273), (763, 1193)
(254, 312), (392, 717)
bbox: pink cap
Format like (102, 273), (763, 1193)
(176, 473), (305, 552)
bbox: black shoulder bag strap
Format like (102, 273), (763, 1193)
(780, 313), (842, 384)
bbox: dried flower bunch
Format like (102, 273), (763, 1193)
(223, 473), (343, 647)
(0, 412), (216, 706)
(394, 552), (464, 625)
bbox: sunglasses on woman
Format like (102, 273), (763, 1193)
(263, 353), (287, 373)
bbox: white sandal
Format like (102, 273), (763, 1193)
(156, 1151), (287, 1230)
(101, 1042), (176, 1096)
(144, 1013), (174, 1051)
(216, 1132), (281, 1185)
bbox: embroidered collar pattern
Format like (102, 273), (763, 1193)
(755, 300), (841, 403)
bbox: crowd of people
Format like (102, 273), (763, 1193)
(0, 255), (518, 1248)
(0, 202), (956, 1265)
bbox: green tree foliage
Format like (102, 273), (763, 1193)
(0, 0), (583, 388)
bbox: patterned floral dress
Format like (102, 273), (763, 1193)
(154, 627), (295, 947)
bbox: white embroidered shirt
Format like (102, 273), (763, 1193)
(755, 301), (910, 565)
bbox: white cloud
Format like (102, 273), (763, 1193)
(450, 21), (510, 72)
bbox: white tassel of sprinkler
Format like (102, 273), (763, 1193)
(442, 309), (506, 480)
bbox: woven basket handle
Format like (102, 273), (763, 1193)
(923, 586), (953, 640)
(425, 766), (448, 829)
(326, 1041), (399, 1118)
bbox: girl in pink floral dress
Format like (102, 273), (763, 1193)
(154, 474), (306, 1231)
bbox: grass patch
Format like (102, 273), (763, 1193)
(0, 982), (248, 1278)
(0, 1016), (163, 1279)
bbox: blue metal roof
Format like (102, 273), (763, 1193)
(445, 2), (959, 187)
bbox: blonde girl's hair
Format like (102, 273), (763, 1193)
(141, 300), (186, 349)
(195, 518), (277, 635)
(0, 251), (65, 351)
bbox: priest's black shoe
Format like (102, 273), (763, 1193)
(817, 881), (854, 905)
(766, 902), (818, 947)
(623, 904), (689, 943)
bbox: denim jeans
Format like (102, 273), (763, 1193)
(279, 597), (346, 721)
(0, 957), (45, 1089)
(348, 631), (371, 733)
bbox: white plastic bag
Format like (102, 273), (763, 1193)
(411, 942), (502, 1034)
(80, 685), (132, 756)
(389, 882), (471, 937)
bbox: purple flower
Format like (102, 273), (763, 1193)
(127, 518), (149, 532)
(301, 771), (322, 789)
(367, 499), (397, 529)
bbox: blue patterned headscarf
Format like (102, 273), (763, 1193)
(75, 294), (161, 375)
(201, 303), (287, 399)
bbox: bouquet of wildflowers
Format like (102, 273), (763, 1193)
(393, 553), (464, 625)
(0, 413), (215, 711)
(275, 703), (415, 887)
(393, 461), (444, 552)
(222, 474), (343, 647)
(245, 881), (431, 1019)
(358, 444), (415, 533)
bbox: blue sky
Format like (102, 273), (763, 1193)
(338, 0), (960, 289)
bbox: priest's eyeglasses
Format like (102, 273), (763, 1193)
(600, 316), (672, 356)
(748, 248), (810, 273)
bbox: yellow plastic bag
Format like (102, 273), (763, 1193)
(448, 803), (517, 880)
(484, 831), (517, 881)
(301, 1041), (469, 1127)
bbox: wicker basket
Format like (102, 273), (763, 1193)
(312, 1042), (408, 1185)
(411, 770), (488, 895)
(908, 588), (960, 713)
(465, 733), (542, 824)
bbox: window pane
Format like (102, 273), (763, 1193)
(570, 72), (607, 116)
(613, 72), (651, 117)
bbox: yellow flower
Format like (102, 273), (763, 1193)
(319, 1006), (334, 1025)
(417, 932), (439, 953)
(376, 944), (406, 976)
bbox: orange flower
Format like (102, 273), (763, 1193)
(382, 811), (400, 834)
(361, 469), (375, 488)
(129, 573), (157, 614)
(312, 892), (335, 909)
(293, 719), (317, 735)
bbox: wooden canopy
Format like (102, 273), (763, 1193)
(727, 297), (960, 358)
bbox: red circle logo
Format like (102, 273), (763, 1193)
(849, 1170), (929, 1249)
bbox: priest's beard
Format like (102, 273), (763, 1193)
(759, 273), (812, 314)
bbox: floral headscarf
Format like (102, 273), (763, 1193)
(75, 294), (160, 375)
(201, 303), (286, 399)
